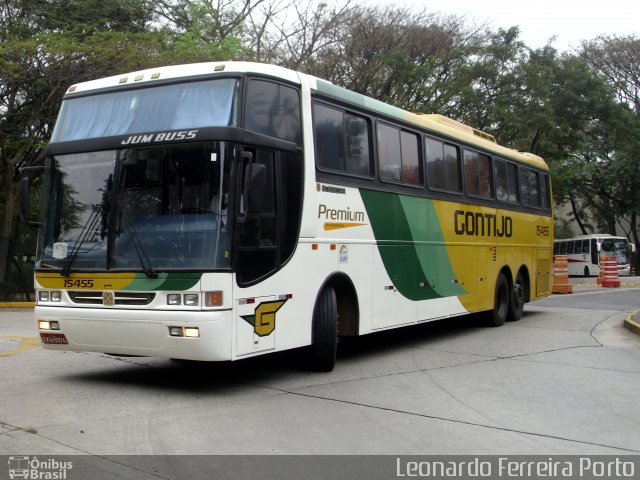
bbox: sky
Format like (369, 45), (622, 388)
(374, 0), (639, 51)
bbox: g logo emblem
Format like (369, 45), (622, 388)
(241, 300), (287, 337)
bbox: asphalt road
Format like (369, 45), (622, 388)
(1, 285), (640, 477)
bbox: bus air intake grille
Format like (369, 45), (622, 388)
(68, 291), (156, 305)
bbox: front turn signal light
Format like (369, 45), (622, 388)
(204, 291), (223, 307)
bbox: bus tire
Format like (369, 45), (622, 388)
(309, 285), (338, 372)
(486, 273), (509, 327)
(508, 271), (525, 321)
(584, 266), (590, 277)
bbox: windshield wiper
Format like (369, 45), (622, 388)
(119, 208), (158, 279)
(61, 204), (103, 277)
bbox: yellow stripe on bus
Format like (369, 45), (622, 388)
(35, 272), (137, 290)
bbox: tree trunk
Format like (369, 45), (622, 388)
(569, 195), (588, 235)
(0, 156), (18, 282)
(631, 215), (640, 275)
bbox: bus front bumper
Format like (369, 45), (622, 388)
(34, 306), (232, 361)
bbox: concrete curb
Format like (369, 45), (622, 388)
(624, 309), (640, 335)
(0, 302), (35, 308)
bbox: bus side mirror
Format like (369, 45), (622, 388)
(19, 166), (44, 228)
(596, 243), (601, 252)
(631, 243), (637, 254)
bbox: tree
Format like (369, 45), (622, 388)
(0, 0), (165, 284)
(580, 35), (640, 252)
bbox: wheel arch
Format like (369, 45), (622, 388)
(316, 272), (360, 337)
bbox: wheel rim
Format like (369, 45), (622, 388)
(513, 280), (524, 308)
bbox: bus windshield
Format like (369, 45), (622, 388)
(37, 142), (231, 272)
(51, 78), (238, 142)
(601, 238), (630, 265)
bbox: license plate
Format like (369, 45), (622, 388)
(40, 333), (68, 345)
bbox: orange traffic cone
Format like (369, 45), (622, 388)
(552, 255), (573, 294)
(601, 256), (621, 288)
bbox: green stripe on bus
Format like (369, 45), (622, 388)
(122, 273), (201, 291)
(360, 189), (467, 301)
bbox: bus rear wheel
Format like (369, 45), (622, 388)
(508, 272), (525, 321)
(308, 285), (338, 371)
(486, 273), (509, 327)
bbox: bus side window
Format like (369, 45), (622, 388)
(313, 103), (372, 176)
(574, 240), (582, 254)
(345, 113), (372, 176)
(426, 137), (462, 192)
(520, 168), (541, 208)
(463, 149), (493, 199)
(567, 241), (574, 254)
(541, 173), (551, 211)
(245, 79), (301, 144)
(559, 242), (567, 254)
(377, 123), (421, 186)
(494, 159), (520, 204)
(582, 239), (590, 253)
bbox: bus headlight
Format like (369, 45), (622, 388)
(38, 320), (60, 330)
(168, 326), (200, 338)
(184, 327), (200, 338)
(38, 291), (62, 303)
(167, 294), (181, 306)
(183, 294), (199, 306)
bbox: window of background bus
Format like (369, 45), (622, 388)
(425, 137), (462, 192)
(463, 149), (493, 199)
(582, 239), (590, 253)
(574, 240), (582, 254)
(376, 123), (421, 186)
(567, 241), (575, 254)
(313, 103), (371, 176)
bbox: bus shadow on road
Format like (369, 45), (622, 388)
(62, 311), (522, 392)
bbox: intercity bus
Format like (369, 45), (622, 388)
(26, 62), (553, 371)
(554, 234), (635, 277)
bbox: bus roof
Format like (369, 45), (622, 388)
(311, 77), (548, 170)
(64, 61), (301, 95)
(64, 61), (548, 170)
(554, 234), (627, 241)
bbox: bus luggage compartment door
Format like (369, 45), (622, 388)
(236, 296), (278, 357)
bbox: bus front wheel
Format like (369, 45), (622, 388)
(486, 273), (509, 327)
(309, 285), (338, 371)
